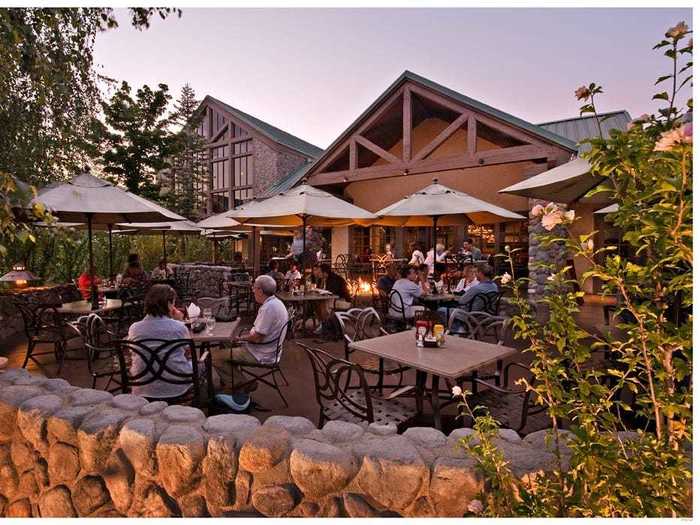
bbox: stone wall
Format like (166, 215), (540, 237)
(527, 198), (568, 302)
(171, 264), (238, 299)
(252, 140), (306, 197)
(0, 285), (81, 343)
(0, 367), (570, 517)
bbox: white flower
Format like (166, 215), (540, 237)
(581, 238), (594, 251)
(499, 272), (512, 284)
(452, 386), (463, 397)
(467, 499), (484, 514)
(563, 209), (575, 222)
(547, 274), (556, 281)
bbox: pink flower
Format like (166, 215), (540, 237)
(666, 21), (689, 40)
(531, 204), (544, 216)
(575, 86), (591, 101)
(654, 125), (693, 151)
(541, 210), (564, 231)
(564, 209), (576, 222)
(467, 500), (484, 514)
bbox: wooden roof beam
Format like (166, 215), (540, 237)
(411, 112), (470, 162)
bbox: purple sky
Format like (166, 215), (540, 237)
(94, 8), (692, 149)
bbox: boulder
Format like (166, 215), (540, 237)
(429, 456), (483, 516)
(162, 405), (206, 425)
(0, 385), (45, 440)
(264, 415), (315, 435)
(17, 469), (38, 498)
(178, 493), (208, 517)
(343, 493), (379, 517)
(156, 424), (206, 497)
(289, 438), (358, 499)
(48, 442), (81, 485)
(204, 414), (260, 437)
(17, 394), (64, 454)
(103, 449), (135, 515)
(367, 422), (397, 436)
(39, 485), (76, 517)
(239, 426), (290, 473)
(6, 498), (32, 517)
(72, 475), (110, 516)
(321, 420), (365, 443)
(403, 427), (448, 448)
(202, 433), (238, 514)
(0, 463), (19, 499)
(139, 401), (168, 416)
(68, 388), (113, 407)
(47, 405), (96, 446)
(118, 417), (158, 475)
(112, 394), (149, 411)
(10, 438), (36, 473)
(251, 484), (297, 517)
(77, 409), (128, 472)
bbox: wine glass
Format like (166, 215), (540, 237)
(205, 316), (216, 335)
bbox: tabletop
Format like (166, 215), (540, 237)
(56, 299), (124, 315)
(276, 291), (338, 303)
(420, 293), (456, 302)
(348, 329), (517, 379)
(188, 319), (240, 344)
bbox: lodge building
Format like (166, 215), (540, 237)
(177, 71), (630, 290)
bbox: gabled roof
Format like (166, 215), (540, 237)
(201, 96), (324, 159)
(538, 110), (632, 152)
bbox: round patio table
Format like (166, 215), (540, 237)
(276, 291), (338, 336)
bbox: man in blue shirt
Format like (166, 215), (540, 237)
(438, 263), (499, 327)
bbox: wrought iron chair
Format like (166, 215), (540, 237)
(297, 342), (414, 429)
(15, 299), (69, 373)
(195, 296), (236, 322)
(335, 308), (410, 396)
(229, 318), (293, 407)
(447, 310), (508, 344)
(71, 314), (122, 392)
(115, 338), (213, 408)
(465, 291), (503, 315)
(385, 289), (410, 332)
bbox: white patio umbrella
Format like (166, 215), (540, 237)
(372, 178), (525, 267)
(595, 203), (619, 214)
(31, 172), (175, 306)
(117, 220), (202, 262)
(228, 182), (377, 277)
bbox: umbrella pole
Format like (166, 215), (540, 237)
(87, 214), (98, 310)
(162, 231), (166, 263)
(108, 224), (113, 280)
(432, 215), (438, 278)
(302, 216), (307, 291)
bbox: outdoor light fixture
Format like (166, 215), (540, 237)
(0, 263), (40, 289)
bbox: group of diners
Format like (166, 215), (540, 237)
(408, 237), (484, 275)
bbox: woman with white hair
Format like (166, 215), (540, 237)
(425, 242), (449, 276)
(212, 274), (289, 392)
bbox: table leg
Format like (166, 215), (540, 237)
(415, 370), (426, 415)
(470, 370), (478, 395)
(495, 359), (503, 387)
(431, 374), (441, 430)
(378, 358), (385, 394)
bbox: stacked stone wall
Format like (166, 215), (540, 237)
(171, 264), (235, 299)
(0, 367), (572, 517)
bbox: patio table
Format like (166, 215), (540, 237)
(348, 330), (517, 430)
(276, 291), (338, 336)
(56, 299), (124, 316)
(419, 293), (456, 309)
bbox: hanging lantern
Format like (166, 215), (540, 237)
(0, 263), (41, 289)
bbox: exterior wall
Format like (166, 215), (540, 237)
(252, 140), (306, 198)
(330, 226), (351, 261)
(0, 367), (577, 518)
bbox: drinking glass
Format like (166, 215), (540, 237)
(202, 308), (212, 321)
(205, 316), (216, 335)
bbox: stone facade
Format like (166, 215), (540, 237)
(171, 264), (237, 299)
(0, 285), (81, 343)
(527, 198), (568, 301)
(0, 367), (574, 517)
(252, 140), (306, 197)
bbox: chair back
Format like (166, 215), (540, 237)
(466, 291), (502, 315)
(14, 299), (62, 339)
(115, 338), (199, 393)
(245, 318), (293, 365)
(195, 296), (234, 321)
(297, 342), (374, 424)
(447, 310), (508, 344)
(387, 289), (407, 321)
(73, 314), (121, 387)
(335, 308), (366, 348)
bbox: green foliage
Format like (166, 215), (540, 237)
(0, 8), (180, 186)
(457, 23), (692, 517)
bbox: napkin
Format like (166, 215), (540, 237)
(187, 302), (201, 319)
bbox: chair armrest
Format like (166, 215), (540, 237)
(198, 350), (210, 363)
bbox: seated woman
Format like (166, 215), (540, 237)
(120, 253), (150, 289)
(151, 259), (173, 281)
(77, 265), (102, 300)
(283, 261), (302, 289)
(126, 284), (192, 399)
(453, 264), (478, 294)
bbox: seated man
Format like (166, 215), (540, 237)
(438, 263), (499, 326)
(377, 264), (399, 295)
(213, 275), (289, 392)
(389, 266), (425, 320)
(311, 263), (352, 335)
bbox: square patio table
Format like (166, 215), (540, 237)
(349, 330), (518, 429)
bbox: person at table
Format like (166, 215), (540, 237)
(460, 238), (483, 262)
(284, 261), (302, 288)
(453, 264), (479, 294)
(151, 259), (173, 281)
(231, 252), (246, 271)
(384, 243), (395, 260)
(389, 266), (426, 320)
(408, 243), (425, 266)
(77, 265), (102, 300)
(266, 259), (285, 290)
(377, 264), (399, 295)
(310, 263), (353, 335)
(127, 284), (192, 399)
(416, 263), (431, 293)
(425, 243), (449, 276)
(438, 263), (499, 326)
(120, 253), (150, 289)
(213, 275), (289, 393)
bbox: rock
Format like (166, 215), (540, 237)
(251, 485), (297, 517)
(321, 420), (365, 443)
(0, 463), (19, 498)
(0, 494), (6, 515)
(72, 475), (110, 516)
(156, 425), (206, 497)
(290, 439), (358, 499)
(178, 494), (208, 517)
(139, 401), (168, 416)
(6, 498), (32, 517)
(317, 495), (343, 517)
(39, 485), (76, 517)
(42, 378), (75, 393)
(522, 428), (573, 463)
(264, 415), (315, 435)
(202, 434), (237, 514)
(402, 496), (435, 517)
(498, 429), (522, 443)
(47, 406), (96, 446)
(367, 422), (397, 436)
(112, 394), (148, 411)
(17, 394), (63, 454)
(232, 470), (253, 511)
(34, 458), (50, 488)
(78, 409), (128, 472)
(496, 440), (558, 483)
(137, 483), (179, 517)
(429, 456), (483, 516)
(355, 435), (428, 510)
(204, 414), (260, 436)
(0, 385), (45, 440)
(0, 443), (8, 464)
(68, 388), (113, 406)
(118, 418), (158, 475)
(403, 427), (448, 448)
(343, 493), (379, 517)
(48, 442), (81, 485)
(10, 438), (36, 473)
(17, 469), (38, 498)
(304, 429), (332, 444)
(239, 426), (290, 473)
(0, 368), (32, 382)
(103, 449), (135, 514)
(288, 500), (319, 517)
(162, 405), (206, 424)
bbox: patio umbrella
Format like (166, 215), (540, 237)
(498, 157), (612, 204)
(372, 178), (525, 270)
(31, 172), (174, 307)
(594, 203), (619, 214)
(227, 182), (376, 278)
(117, 221), (202, 262)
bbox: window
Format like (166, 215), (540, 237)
(211, 191), (230, 214)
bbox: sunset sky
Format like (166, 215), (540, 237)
(94, 8), (692, 148)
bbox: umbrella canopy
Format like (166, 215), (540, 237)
(595, 203), (619, 214)
(498, 157), (611, 204)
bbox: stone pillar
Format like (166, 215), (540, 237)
(331, 226), (350, 262)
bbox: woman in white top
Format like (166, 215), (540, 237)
(284, 262), (302, 287)
(454, 265), (478, 293)
(425, 243), (449, 275)
(408, 243), (425, 266)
